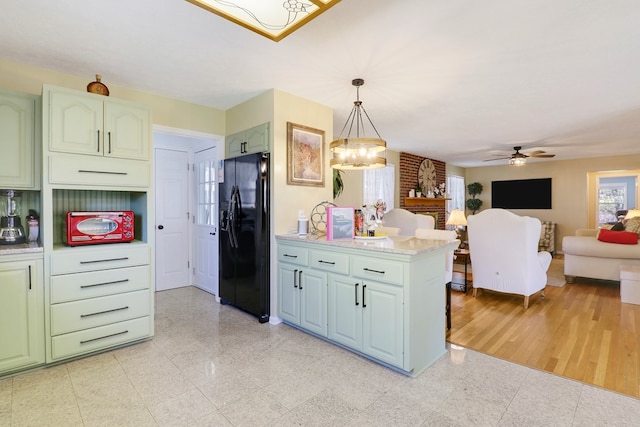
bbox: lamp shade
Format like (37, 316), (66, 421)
(625, 209), (640, 220)
(446, 209), (467, 226)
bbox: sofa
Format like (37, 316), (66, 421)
(562, 228), (640, 282)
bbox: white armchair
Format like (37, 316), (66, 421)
(415, 228), (457, 285)
(467, 209), (552, 308)
(384, 208), (434, 236)
(415, 228), (457, 329)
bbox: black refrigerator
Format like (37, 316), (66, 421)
(219, 152), (270, 323)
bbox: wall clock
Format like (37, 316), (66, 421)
(418, 159), (436, 193)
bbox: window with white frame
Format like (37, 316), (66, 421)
(446, 175), (465, 216)
(363, 164), (395, 211)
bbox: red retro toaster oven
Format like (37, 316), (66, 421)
(66, 211), (134, 246)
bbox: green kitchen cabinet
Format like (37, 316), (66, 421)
(0, 90), (39, 189)
(225, 122), (269, 159)
(45, 86), (150, 161)
(0, 256), (44, 375)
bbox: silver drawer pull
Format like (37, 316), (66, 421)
(80, 257), (129, 264)
(318, 260), (335, 265)
(81, 279), (129, 289)
(284, 254), (298, 258)
(80, 330), (128, 345)
(78, 169), (128, 175)
(80, 306), (129, 318)
(363, 267), (385, 274)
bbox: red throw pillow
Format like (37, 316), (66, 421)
(597, 228), (639, 244)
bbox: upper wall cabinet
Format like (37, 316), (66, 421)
(46, 86), (150, 161)
(0, 90), (39, 189)
(226, 122), (269, 159)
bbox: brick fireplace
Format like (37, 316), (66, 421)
(399, 152), (448, 229)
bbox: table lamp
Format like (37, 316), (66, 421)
(446, 209), (468, 247)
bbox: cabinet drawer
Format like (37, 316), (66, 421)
(51, 289), (150, 336)
(278, 244), (308, 267)
(50, 265), (150, 303)
(49, 153), (150, 188)
(351, 256), (404, 286)
(310, 250), (349, 275)
(51, 316), (151, 361)
(50, 244), (150, 275)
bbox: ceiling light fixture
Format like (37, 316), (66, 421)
(509, 153), (527, 166)
(186, 0), (341, 41)
(330, 78), (387, 170)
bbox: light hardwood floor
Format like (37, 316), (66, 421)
(447, 262), (640, 399)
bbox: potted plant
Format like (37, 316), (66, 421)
(414, 183), (423, 197)
(466, 182), (483, 214)
(333, 169), (344, 199)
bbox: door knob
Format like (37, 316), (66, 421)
(157, 225), (164, 230)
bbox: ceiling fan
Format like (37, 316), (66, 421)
(484, 146), (556, 166)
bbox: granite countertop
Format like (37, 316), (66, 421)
(0, 242), (44, 256)
(276, 233), (459, 256)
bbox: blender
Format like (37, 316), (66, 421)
(0, 190), (26, 244)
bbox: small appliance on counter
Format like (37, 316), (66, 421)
(66, 211), (134, 246)
(0, 190), (26, 245)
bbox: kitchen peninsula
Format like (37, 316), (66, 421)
(276, 234), (458, 377)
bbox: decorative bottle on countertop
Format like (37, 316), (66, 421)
(354, 209), (364, 236)
(27, 209), (39, 242)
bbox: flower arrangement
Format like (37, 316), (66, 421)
(374, 199), (387, 213)
(433, 183), (446, 198)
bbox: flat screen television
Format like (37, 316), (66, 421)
(491, 178), (552, 209)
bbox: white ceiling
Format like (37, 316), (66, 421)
(2, 0), (640, 167)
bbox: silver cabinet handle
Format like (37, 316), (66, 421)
(355, 283), (359, 306)
(78, 170), (128, 175)
(298, 270), (303, 289)
(80, 306), (129, 318)
(294, 269), (298, 288)
(80, 330), (128, 345)
(80, 257), (129, 264)
(80, 279), (129, 289)
(363, 267), (385, 275)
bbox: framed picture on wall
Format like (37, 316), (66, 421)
(287, 122), (325, 187)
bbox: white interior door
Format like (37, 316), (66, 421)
(155, 148), (190, 291)
(193, 148), (219, 296)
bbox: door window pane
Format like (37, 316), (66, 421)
(197, 160), (216, 225)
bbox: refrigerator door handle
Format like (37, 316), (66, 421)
(228, 185), (239, 248)
(220, 209), (229, 232)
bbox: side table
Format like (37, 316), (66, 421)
(453, 249), (471, 292)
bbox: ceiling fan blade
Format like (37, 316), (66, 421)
(529, 153), (555, 158)
(527, 150), (546, 155)
(482, 156), (512, 162)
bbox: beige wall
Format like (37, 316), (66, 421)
(465, 154), (640, 251)
(0, 59), (225, 134)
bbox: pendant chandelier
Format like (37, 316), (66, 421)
(330, 78), (387, 170)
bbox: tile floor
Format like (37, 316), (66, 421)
(2, 286), (640, 426)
